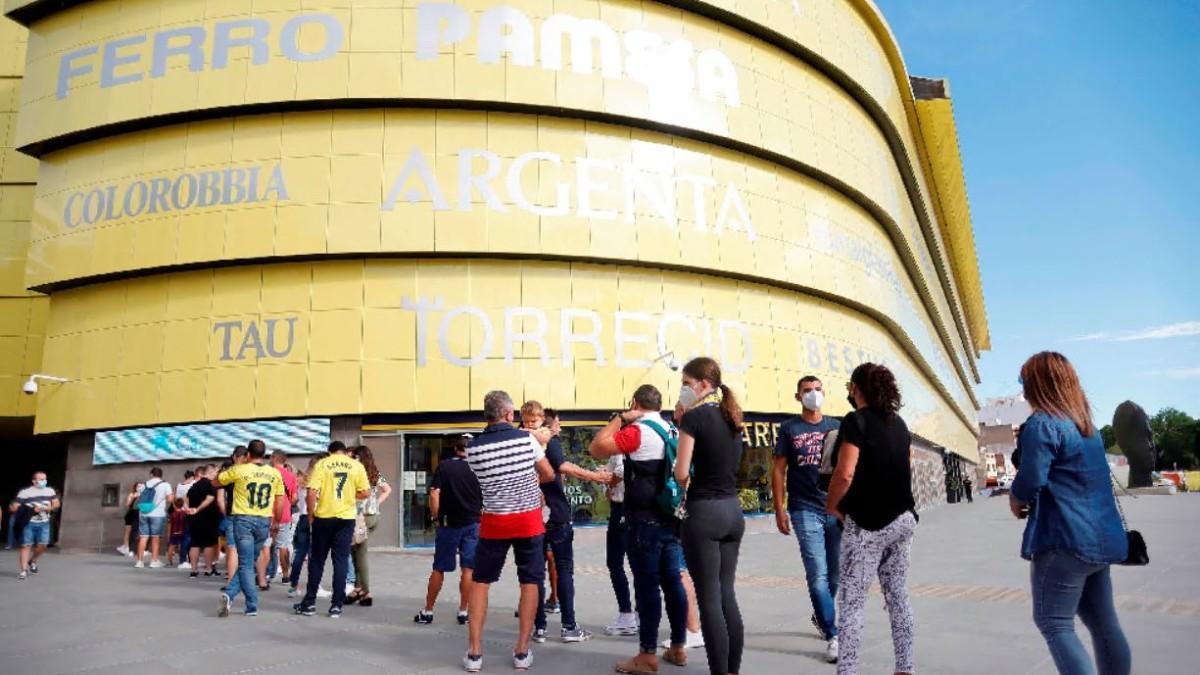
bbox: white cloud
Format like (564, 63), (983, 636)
(1151, 367), (1200, 380)
(1064, 321), (1200, 343)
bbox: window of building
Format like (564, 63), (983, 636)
(102, 483), (119, 507)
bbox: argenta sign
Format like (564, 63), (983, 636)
(54, 2), (740, 107)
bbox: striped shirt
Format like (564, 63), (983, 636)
(13, 486), (57, 524)
(465, 423), (546, 539)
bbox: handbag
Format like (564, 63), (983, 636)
(1109, 468), (1149, 566)
(352, 513), (369, 545)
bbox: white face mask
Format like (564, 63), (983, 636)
(801, 390), (824, 411)
(678, 384), (699, 409)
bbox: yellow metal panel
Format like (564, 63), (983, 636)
(255, 362), (308, 419)
(205, 365), (257, 421)
(309, 308), (362, 362)
(362, 359), (417, 413)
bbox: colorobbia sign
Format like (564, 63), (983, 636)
(55, 2), (741, 108)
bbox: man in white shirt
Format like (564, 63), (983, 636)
(175, 469), (198, 568)
(134, 467), (172, 568)
(11, 472), (60, 580)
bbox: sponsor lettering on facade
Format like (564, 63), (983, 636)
(383, 146), (756, 241)
(62, 164), (287, 229)
(399, 296), (754, 372)
(212, 317), (299, 362)
(55, 2), (740, 109)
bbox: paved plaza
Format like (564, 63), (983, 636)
(1, 495), (1197, 675)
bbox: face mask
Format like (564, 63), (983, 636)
(36, 480), (47, 488)
(678, 384), (699, 409)
(801, 390), (824, 411)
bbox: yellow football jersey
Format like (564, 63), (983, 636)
(218, 463), (284, 518)
(309, 455), (370, 520)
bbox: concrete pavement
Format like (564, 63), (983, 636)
(1, 495), (1196, 674)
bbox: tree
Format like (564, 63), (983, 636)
(1150, 408), (1199, 470)
(1100, 425), (1118, 454)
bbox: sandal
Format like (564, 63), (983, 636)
(358, 595), (373, 607)
(345, 590), (362, 605)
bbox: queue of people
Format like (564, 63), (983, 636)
(6, 350), (1131, 675)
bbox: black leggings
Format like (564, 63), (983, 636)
(682, 497), (745, 675)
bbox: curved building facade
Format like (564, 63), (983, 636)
(1, 0), (988, 548)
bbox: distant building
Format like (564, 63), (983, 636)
(978, 395), (1031, 486)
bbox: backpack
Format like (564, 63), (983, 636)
(639, 418), (688, 519)
(137, 480), (160, 514)
(818, 413), (866, 491)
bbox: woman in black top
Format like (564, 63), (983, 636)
(674, 357), (745, 675)
(826, 363), (917, 675)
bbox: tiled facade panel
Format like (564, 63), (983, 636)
(14, 0), (975, 384)
(27, 110), (972, 419)
(35, 258), (978, 457)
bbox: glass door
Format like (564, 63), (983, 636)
(400, 434), (449, 547)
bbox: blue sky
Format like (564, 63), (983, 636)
(875, 0), (1200, 420)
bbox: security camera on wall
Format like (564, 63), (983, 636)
(22, 374), (70, 396)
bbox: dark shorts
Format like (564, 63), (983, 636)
(433, 523), (480, 573)
(471, 535), (546, 586)
(189, 517), (219, 548)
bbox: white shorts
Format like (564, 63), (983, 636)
(274, 522), (296, 552)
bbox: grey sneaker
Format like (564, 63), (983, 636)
(530, 628), (547, 643)
(512, 651), (533, 671)
(462, 653), (482, 672)
(561, 626), (593, 643)
(17, 571), (27, 580)
(245, 609), (259, 617)
(28, 562), (38, 574)
(811, 613), (828, 640)
(218, 594), (231, 618)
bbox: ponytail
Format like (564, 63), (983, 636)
(718, 383), (744, 433)
(682, 356), (744, 434)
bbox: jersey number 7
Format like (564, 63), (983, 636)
(334, 472), (348, 500)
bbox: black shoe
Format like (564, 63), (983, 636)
(190, 571), (199, 579)
(29, 562), (38, 574)
(358, 596), (373, 607)
(328, 606), (343, 619)
(415, 610), (433, 624)
(294, 603), (316, 616)
(345, 592), (360, 606)
(457, 610), (469, 625)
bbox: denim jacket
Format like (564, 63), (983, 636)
(1011, 412), (1128, 564)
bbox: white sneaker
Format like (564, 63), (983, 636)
(605, 612), (639, 636)
(316, 586), (332, 599)
(462, 652), (482, 672)
(660, 630), (705, 650)
(133, 561), (145, 569)
(115, 545), (129, 556)
(512, 651), (533, 671)
(178, 562), (191, 569)
(148, 560), (165, 569)
(825, 636), (839, 663)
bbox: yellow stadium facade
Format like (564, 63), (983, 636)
(1, 0), (988, 549)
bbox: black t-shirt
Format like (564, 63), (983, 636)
(540, 437), (572, 528)
(836, 408), (915, 531)
(187, 478), (220, 524)
(679, 403), (742, 501)
(431, 457), (482, 528)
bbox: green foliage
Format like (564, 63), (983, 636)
(1150, 408), (1200, 470)
(1100, 424), (1116, 451)
(1106, 445), (1123, 456)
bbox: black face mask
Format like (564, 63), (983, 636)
(847, 393), (857, 409)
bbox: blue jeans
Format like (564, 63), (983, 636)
(536, 524), (578, 630)
(607, 502), (633, 614)
(627, 518), (688, 653)
(1031, 551), (1131, 675)
(289, 515), (311, 588)
(225, 515), (270, 613)
(791, 509), (841, 638)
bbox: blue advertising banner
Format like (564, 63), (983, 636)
(93, 418), (331, 466)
